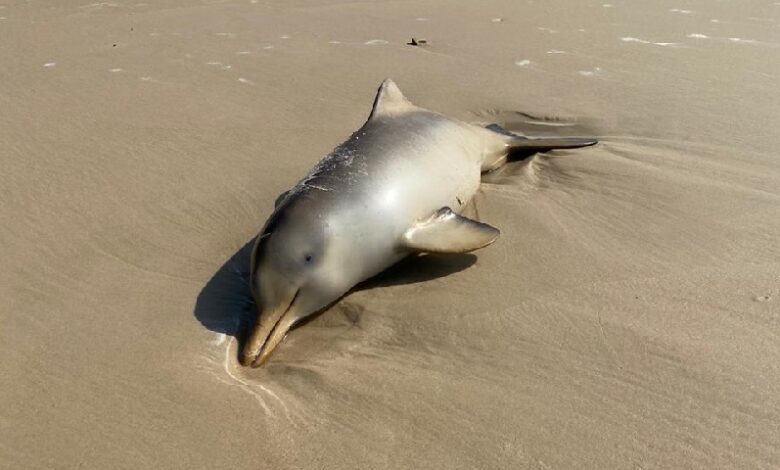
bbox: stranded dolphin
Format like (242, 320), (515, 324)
(241, 79), (596, 367)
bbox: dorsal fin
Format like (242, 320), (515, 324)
(369, 78), (416, 119)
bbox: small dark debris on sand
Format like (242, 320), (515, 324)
(407, 38), (428, 46)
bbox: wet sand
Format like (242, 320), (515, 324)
(2, 0), (779, 468)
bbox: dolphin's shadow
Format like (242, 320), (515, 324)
(194, 240), (256, 337)
(357, 253), (476, 290)
(193, 239), (477, 344)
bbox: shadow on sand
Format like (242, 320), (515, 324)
(193, 238), (477, 352)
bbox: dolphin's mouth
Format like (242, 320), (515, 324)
(243, 288), (300, 368)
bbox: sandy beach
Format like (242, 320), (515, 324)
(2, 0), (779, 468)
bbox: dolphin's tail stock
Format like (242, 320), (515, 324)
(486, 123), (598, 153)
(479, 123), (597, 173)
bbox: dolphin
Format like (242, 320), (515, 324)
(241, 79), (596, 367)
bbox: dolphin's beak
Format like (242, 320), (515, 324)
(240, 290), (300, 367)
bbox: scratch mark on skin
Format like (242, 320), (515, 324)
(304, 183), (332, 191)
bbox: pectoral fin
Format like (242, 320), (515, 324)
(402, 207), (500, 254)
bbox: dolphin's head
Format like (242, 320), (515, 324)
(240, 198), (348, 367)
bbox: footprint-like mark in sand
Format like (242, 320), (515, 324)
(364, 39), (388, 45)
(728, 37), (757, 44)
(206, 61), (232, 70)
(326, 302), (364, 328)
(341, 303), (363, 326)
(43, 62), (56, 67)
(578, 66), (603, 77)
(622, 37), (651, 44)
(80, 2), (118, 10)
(687, 33), (774, 47)
(622, 37), (680, 47)
(514, 59), (531, 67)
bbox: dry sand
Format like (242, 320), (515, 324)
(2, 0), (779, 468)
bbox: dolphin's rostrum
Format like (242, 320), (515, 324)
(241, 79), (597, 367)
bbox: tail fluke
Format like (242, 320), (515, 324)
(485, 123), (598, 151)
(508, 136), (598, 150)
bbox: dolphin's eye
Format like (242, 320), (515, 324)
(304, 254), (313, 263)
